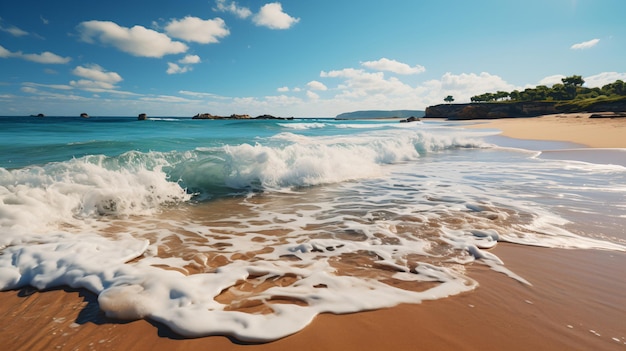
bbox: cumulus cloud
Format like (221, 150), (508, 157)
(166, 55), (202, 74)
(178, 54), (201, 64)
(307, 80), (327, 91)
(570, 38), (600, 50)
(72, 64), (122, 84)
(361, 58), (425, 75)
(214, 0), (252, 19)
(70, 64), (122, 92)
(0, 44), (71, 64)
(320, 68), (413, 98)
(438, 72), (514, 92)
(22, 51), (71, 64)
(306, 90), (320, 100)
(253, 3), (300, 29)
(77, 20), (188, 57)
(584, 72), (626, 87)
(537, 74), (566, 87)
(166, 62), (191, 74)
(277, 86), (290, 92)
(165, 17), (229, 44)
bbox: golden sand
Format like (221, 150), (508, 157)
(2, 244), (625, 351)
(463, 113), (626, 148)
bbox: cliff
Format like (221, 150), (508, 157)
(425, 99), (626, 120)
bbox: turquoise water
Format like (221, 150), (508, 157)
(1, 115), (625, 341)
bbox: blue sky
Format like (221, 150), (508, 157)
(1, 0), (625, 117)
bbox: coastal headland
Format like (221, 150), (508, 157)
(425, 99), (626, 119)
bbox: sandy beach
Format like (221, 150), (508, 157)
(464, 113), (626, 148)
(2, 113), (626, 351)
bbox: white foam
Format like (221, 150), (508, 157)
(0, 153), (190, 244)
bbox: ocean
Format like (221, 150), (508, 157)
(0, 116), (624, 342)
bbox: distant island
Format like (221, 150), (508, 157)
(425, 75), (626, 119)
(335, 110), (425, 120)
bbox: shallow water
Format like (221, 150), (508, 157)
(1, 116), (624, 341)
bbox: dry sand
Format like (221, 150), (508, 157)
(463, 113), (626, 148)
(2, 113), (625, 351)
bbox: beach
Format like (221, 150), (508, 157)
(1, 114), (626, 351)
(464, 113), (626, 148)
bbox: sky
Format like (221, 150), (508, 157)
(1, 0), (625, 117)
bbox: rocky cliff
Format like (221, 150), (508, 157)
(425, 99), (626, 120)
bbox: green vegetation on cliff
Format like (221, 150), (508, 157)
(470, 75), (626, 104)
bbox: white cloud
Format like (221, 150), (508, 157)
(307, 80), (327, 91)
(0, 24), (28, 37)
(361, 58), (425, 75)
(140, 95), (194, 103)
(166, 62), (191, 74)
(321, 68), (413, 98)
(584, 72), (626, 87)
(20, 86), (87, 100)
(179, 90), (229, 99)
(253, 3), (300, 29)
(165, 16), (230, 44)
(277, 86), (289, 92)
(178, 54), (201, 64)
(306, 90), (320, 100)
(77, 20), (188, 57)
(70, 79), (117, 91)
(70, 64), (123, 92)
(438, 72), (514, 92)
(72, 64), (122, 84)
(22, 82), (73, 90)
(263, 94), (303, 106)
(22, 51), (71, 64)
(0, 45), (71, 64)
(0, 45), (13, 58)
(570, 38), (600, 50)
(168, 55), (201, 74)
(214, 0), (252, 19)
(537, 74), (566, 87)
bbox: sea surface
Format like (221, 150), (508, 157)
(1, 116), (625, 341)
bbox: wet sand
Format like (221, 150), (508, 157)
(2, 113), (626, 351)
(2, 244), (625, 351)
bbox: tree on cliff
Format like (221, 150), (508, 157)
(562, 75), (585, 87)
(444, 95), (454, 104)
